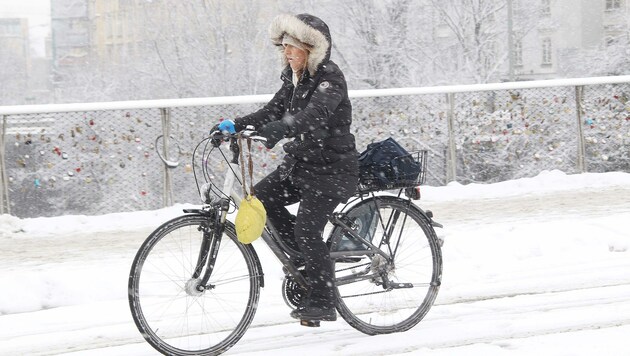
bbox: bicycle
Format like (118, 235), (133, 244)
(128, 128), (443, 355)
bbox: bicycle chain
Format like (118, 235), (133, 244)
(335, 262), (371, 273)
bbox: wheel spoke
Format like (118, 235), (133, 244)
(128, 215), (260, 354)
(330, 196), (442, 335)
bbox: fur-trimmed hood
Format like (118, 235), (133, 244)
(269, 13), (331, 76)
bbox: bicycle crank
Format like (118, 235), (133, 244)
(281, 270), (308, 309)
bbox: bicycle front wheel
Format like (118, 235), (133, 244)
(329, 196), (442, 335)
(128, 214), (262, 355)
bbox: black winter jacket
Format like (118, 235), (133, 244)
(235, 14), (358, 200)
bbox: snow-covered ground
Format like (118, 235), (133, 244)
(1, 170), (629, 355)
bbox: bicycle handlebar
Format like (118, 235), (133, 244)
(210, 128), (268, 145)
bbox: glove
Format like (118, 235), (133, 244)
(209, 120), (232, 147)
(258, 120), (288, 149)
(210, 120), (238, 147)
(218, 119), (236, 134)
(207, 123), (220, 147)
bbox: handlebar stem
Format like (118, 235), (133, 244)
(229, 138), (239, 164)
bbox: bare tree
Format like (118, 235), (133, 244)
(126, 0), (275, 98)
(429, 0), (508, 83)
(335, 0), (423, 88)
(50, 0), (278, 103)
(42, 0), (628, 104)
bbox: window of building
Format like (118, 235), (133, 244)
(542, 38), (552, 65)
(541, 0), (551, 16)
(0, 21), (21, 36)
(514, 39), (523, 66)
(606, 0), (622, 10)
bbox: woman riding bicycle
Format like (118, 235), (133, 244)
(213, 13), (358, 322)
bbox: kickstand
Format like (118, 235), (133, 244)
(300, 319), (321, 327)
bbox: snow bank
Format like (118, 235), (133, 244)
(421, 170), (630, 202)
(1, 170), (629, 316)
(0, 203), (197, 238)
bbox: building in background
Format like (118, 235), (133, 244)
(0, 18), (31, 104)
(49, 0), (90, 99)
(427, 0), (629, 83)
(9, 0), (630, 105)
(26, 32), (53, 104)
(511, 0), (629, 80)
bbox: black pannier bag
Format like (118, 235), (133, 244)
(357, 137), (426, 192)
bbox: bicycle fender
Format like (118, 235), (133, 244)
(182, 208), (212, 215)
(418, 208), (443, 229)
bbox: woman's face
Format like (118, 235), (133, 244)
(283, 44), (308, 73)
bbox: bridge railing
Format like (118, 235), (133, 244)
(1, 75), (629, 217)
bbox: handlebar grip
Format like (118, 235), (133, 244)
(208, 129), (267, 143)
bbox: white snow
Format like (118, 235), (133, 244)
(1, 169), (629, 355)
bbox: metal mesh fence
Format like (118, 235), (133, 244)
(1, 80), (629, 218)
(453, 87), (582, 183)
(2, 109), (163, 217)
(581, 85), (630, 173)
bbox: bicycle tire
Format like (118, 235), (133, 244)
(329, 196), (442, 335)
(128, 214), (262, 355)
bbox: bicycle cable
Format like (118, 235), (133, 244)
(191, 135), (243, 207)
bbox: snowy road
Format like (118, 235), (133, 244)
(1, 171), (629, 355)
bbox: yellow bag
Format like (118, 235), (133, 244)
(235, 136), (267, 244)
(235, 195), (266, 244)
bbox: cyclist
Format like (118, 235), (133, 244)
(213, 13), (358, 322)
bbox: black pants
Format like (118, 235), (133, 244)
(255, 169), (342, 303)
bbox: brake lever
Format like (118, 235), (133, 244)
(240, 129), (268, 143)
(249, 135), (268, 143)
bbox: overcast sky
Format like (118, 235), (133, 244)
(0, 0), (51, 57)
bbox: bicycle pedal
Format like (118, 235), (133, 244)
(300, 319), (321, 327)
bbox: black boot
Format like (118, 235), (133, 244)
(289, 236), (337, 321)
(290, 289), (337, 321)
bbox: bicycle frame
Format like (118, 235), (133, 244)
(190, 132), (434, 295)
(190, 134), (311, 292)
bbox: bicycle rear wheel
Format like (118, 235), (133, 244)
(128, 214), (262, 355)
(329, 196), (442, 335)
